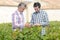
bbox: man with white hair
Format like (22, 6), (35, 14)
(12, 2), (28, 31)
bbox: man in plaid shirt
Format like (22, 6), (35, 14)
(12, 2), (28, 31)
(30, 2), (49, 35)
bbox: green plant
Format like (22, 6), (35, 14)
(0, 21), (60, 40)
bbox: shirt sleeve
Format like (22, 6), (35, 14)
(12, 13), (24, 28)
(41, 11), (49, 26)
(30, 14), (34, 25)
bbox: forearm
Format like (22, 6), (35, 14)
(41, 22), (49, 26)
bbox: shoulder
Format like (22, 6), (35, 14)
(41, 10), (47, 13)
(40, 10), (47, 15)
(31, 12), (36, 17)
(32, 12), (36, 15)
(32, 12), (35, 14)
(12, 11), (18, 16)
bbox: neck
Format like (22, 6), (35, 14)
(17, 10), (22, 14)
(18, 9), (22, 12)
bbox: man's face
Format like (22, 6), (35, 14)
(18, 6), (26, 12)
(34, 6), (40, 12)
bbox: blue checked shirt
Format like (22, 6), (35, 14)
(30, 10), (49, 26)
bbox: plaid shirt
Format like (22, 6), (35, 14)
(12, 10), (24, 29)
(30, 10), (49, 26)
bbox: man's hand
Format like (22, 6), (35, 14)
(25, 23), (30, 27)
(34, 23), (40, 26)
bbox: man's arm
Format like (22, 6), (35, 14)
(30, 14), (34, 26)
(41, 12), (49, 26)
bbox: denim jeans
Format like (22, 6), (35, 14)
(41, 26), (46, 36)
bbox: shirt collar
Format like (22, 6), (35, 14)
(35, 10), (41, 14)
(17, 10), (23, 15)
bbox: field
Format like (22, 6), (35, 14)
(0, 21), (60, 40)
